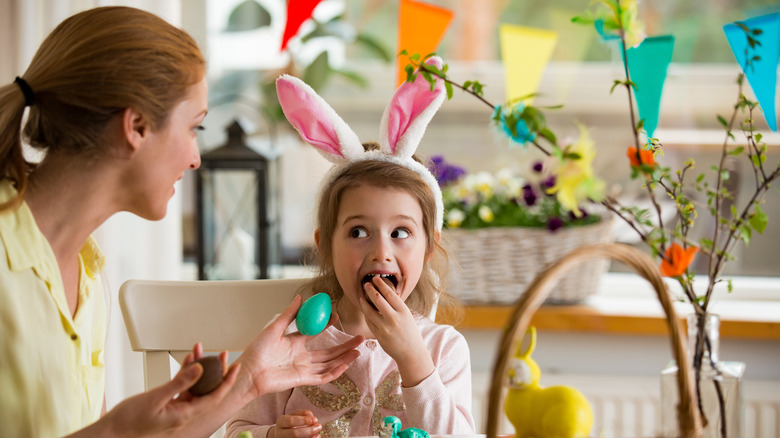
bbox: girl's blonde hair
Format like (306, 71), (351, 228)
(305, 145), (459, 319)
(0, 6), (205, 211)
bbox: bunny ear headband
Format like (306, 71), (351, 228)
(276, 56), (446, 231)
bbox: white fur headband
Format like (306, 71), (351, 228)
(276, 56), (446, 230)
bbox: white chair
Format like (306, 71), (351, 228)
(119, 278), (306, 391)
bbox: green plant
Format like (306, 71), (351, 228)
(216, 0), (392, 126)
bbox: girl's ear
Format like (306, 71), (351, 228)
(378, 56), (446, 159)
(276, 75), (363, 163)
(314, 228), (321, 252)
(121, 107), (148, 152)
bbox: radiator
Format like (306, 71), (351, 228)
(471, 372), (780, 437)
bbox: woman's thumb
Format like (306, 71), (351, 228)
(151, 362), (203, 402)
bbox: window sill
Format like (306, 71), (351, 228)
(445, 273), (780, 341)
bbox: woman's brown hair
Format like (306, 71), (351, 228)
(0, 6), (205, 210)
(305, 144), (460, 321)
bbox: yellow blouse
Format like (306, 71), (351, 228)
(0, 180), (106, 437)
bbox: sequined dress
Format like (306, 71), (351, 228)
(226, 316), (475, 438)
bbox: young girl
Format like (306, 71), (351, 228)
(226, 57), (475, 438)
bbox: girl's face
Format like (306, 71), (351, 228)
(129, 77), (207, 220)
(330, 183), (429, 312)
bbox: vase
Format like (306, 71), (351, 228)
(660, 313), (745, 438)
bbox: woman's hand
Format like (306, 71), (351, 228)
(270, 409), (323, 438)
(237, 295), (364, 398)
(360, 277), (435, 387)
(70, 344), (239, 438)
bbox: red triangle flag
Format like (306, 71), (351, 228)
(280, 0), (324, 51)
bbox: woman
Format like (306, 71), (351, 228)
(0, 6), (362, 437)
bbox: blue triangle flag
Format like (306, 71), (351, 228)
(724, 13), (780, 131)
(625, 35), (675, 139)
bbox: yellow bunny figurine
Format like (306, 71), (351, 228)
(504, 327), (594, 438)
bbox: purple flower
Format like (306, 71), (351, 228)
(428, 155), (466, 187)
(522, 184), (537, 206)
(547, 217), (565, 232)
(543, 176), (556, 189)
(532, 161), (544, 173)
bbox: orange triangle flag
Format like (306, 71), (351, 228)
(396, 0), (454, 87)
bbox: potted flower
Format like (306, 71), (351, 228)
(426, 143), (614, 305)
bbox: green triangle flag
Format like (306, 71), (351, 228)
(625, 35), (675, 139)
(724, 13), (780, 131)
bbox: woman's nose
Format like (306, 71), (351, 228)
(190, 143), (202, 169)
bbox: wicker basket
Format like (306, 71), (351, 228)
(485, 243), (704, 438)
(444, 217), (614, 304)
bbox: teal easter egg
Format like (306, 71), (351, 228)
(296, 293), (332, 336)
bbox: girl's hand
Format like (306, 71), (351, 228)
(360, 276), (435, 387)
(270, 409), (322, 438)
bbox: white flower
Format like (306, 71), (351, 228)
(447, 209), (466, 228)
(478, 205), (495, 223)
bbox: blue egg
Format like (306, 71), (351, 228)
(296, 293), (332, 336)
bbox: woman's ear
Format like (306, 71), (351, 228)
(314, 229), (321, 252)
(121, 107), (149, 152)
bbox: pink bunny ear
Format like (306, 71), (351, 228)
(378, 56), (446, 158)
(276, 75), (363, 162)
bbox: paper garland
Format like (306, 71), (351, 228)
(724, 12), (780, 131)
(397, 0), (453, 87)
(280, 0), (323, 51)
(499, 24), (558, 104)
(625, 35), (675, 139)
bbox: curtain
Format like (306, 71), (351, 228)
(2, 0), (184, 410)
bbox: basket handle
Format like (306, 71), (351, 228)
(484, 242), (703, 438)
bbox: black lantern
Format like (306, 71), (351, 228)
(195, 120), (278, 280)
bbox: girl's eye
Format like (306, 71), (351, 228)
(391, 228), (410, 239)
(350, 227), (368, 238)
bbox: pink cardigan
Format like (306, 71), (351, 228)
(226, 316), (474, 438)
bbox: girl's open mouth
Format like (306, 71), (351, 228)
(361, 274), (398, 309)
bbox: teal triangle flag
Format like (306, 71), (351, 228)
(724, 13), (780, 131)
(625, 35), (675, 139)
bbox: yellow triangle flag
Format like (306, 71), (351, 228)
(499, 24), (558, 104)
(397, 0), (454, 87)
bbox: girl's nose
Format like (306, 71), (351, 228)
(371, 235), (393, 262)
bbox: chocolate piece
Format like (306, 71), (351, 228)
(188, 356), (224, 396)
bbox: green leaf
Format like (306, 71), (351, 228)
(354, 33), (393, 62)
(739, 224), (752, 245)
(330, 68), (368, 88)
(302, 51), (331, 91)
(728, 146), (745, 156)
(445, 82), (454, 100)
(225, 0), (272, 32)
(717, 114), (728, 128)
(610, 79), (622, 94)
(750, 204), (768, 234)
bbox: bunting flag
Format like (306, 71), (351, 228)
(397, 0), (454, 86)
(724, 12), (780, 131)
(625, 35), (675, 139)
(280, 0), (323, 51)
(499, 24), (558, 104)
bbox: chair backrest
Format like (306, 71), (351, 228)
(119, 278), (306, 391)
